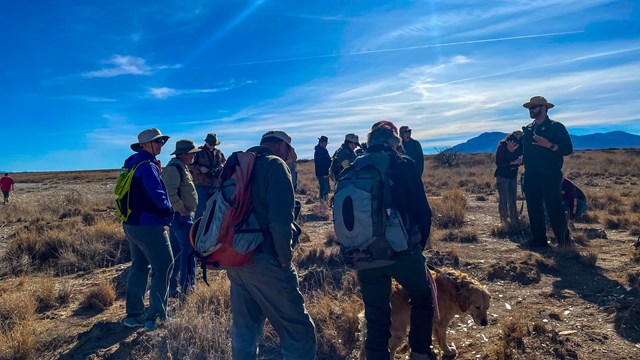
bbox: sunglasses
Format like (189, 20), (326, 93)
(153, 138), (166, 145)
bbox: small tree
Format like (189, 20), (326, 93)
(432, 147), (462, 168)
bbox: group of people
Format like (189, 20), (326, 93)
(494, 96), (574, 247)
(120, 95), (575, 359)
(313, 125), (425, 200)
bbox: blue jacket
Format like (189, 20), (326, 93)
(122, 151), (174, 226)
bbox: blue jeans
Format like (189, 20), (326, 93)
(317, 176), (330, 200)
(169, 214), (196, 294)
(226, 252), (317, 360)
(123, 224), (174, 321)
(358, 252), (433, 359)
(195, 185), (216, 220)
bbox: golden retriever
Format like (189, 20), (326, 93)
(359, 267), (491, 359)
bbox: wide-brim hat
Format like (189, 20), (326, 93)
(171, 139), (202, 155)
(261, 130), (297, 161)
(204, 132), (221, 146)
(130, 128), (170, 152)
(523, 96), (554, 109)
(344, 133), (360, 146)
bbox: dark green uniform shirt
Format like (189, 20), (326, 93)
(521, 116), (573, 177)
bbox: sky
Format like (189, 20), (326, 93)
(1, 0), (639, 172)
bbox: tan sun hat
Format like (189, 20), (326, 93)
(523, 96), (554, 109)
(130, 128), (170, 152)
(344, 133), (360, 146)
(261, 130), (297, 161)
(171, 139), (202, 155)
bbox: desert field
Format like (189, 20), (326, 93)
(1, 149), (639, 360)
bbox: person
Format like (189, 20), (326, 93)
(399, 126), (425, 177)
(561, 177), (587, 228)
(121, 128), (175, 331)
(1, 173), (15, 204)
(521, 96), (573, 248)
(313, 135), (331, 200)
(287, 151), (298, 193)
(189, 132), (226, 219)
(494, 131), (523, 229)
(358, 120), (435, 360)
(225, 130), (316, 359)
(162, 140), (201, 297)
(330, 133), (359, 180)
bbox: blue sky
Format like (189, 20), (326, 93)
(1, 0), (639, 172)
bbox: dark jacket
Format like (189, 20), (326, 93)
(368, 144), (432, 250)
(313, 144), (331, 177)
(123, 151), (174, 226)
(246, 146), (296, 267)
(521, 116), (573, 177)
(401, 138), (425, 176)
(494, 141), (523, 179)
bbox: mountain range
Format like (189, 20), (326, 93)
(451, 131), (640, 153)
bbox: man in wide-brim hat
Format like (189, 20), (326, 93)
(163, 140), (201, 297)
(520, 96), (573, 249)
(314, 135), (331, 200)
(188, 132), (226, 219)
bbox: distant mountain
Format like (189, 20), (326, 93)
(451, 131), (640, 153)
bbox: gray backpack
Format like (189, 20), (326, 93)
(332, 152), (409, 269)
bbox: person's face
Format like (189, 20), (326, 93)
(528, 104), (546, 119)
(402, 131), (411, 141)
(179, 152), (197, 164)
(320, 141), (328, 148)
(275, 141), (292, 162)
(348, 141), (357, 151)
(143, 138), (166, 156)
(205, 142), (215, 150)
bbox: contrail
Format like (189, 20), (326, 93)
(220, 31), (584, 66)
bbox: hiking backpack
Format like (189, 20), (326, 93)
(190, 151), (264, 276)
(332, 152), (409, 269)
(114, 160), (150, 222)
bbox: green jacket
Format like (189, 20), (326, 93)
(331, 144), (357, 180)
(248, 146), (295, 267)
(162, 158), (198, 215)
(521, 116), (573, 177)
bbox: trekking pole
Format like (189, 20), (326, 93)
(519, 173), (525, 216)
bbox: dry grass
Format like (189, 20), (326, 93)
(432, 229), (479, 243)
(431, 188), (468, 229)
(0, 291), (38, 360)
(80, 281), (116, 311)
(149, 272), (232, 359)
(2, 218), (129, 276)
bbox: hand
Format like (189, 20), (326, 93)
(506, 140), (519, 152)
(199, 166), (209, 174)
(532, 135), (552, 149)
(510, 157), (522, 165)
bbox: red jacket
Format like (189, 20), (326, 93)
(0, 176), (15, 192)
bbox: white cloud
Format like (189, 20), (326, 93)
(147, 81), (254, 99)
(82, 55), (181, 78)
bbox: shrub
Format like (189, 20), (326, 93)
(431, 147), (462, 168)
(80, 281), (116, 311)
(432, 189), (467, 229)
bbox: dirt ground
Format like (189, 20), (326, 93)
(0, 161), (639, 360)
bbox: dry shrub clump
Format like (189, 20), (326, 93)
(307, 292), (362, 357)
(2, 219), (129, 276)
(80, 281), (116, 311)
(432, 188), (468, 229)
(150, 273), (232, 359)
(432, 229), (479, 243)
(0, 292), (38, 360)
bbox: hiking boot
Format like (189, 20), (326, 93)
(123, 315), (145, 328)
(407, 350), (438, 360)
